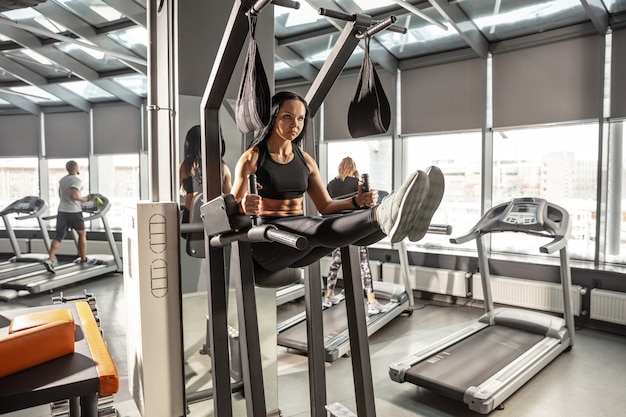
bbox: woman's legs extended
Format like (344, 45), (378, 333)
(251, 168), (440, 271)
(252, 209), (382, 271)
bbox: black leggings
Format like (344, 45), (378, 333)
(252, 208), (383, 271)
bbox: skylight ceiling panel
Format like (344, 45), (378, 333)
(288, 32), (365, 72)
(376, 11), (466, 59)
(51, 0), (125, 28)
(605, 0), (626, 14)
(2, 48), (71, 79)
(274, 0), (330, 38)
(112, 73), (146, 97)
(55, 41), (130, 73)
(107, 26), (147, 59)
(457, 0), (591, 42)
(59, 79), (115, 101)
(0, 6), (67, 36)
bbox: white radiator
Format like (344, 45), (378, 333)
(320, 256), (382, 282)
(381, 264), (468, 298)
(472, 274), (582, 316)
(590, 289), (626, 325)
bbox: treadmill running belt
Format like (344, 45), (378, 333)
(404, 325), (544, 401)
(278, 301), (350, 352)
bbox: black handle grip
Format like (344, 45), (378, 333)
(319, 8), (356, 22)
(386, 23), (407, 34)
(427, 224), (452, 235)
(248, 174), (260, 226)
(250, 0), (272, 15)
(361, 173), (370, 192)
(364, 16), (397, 38)
(272, 0), (300, 10)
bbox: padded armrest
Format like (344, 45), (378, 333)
(9, 308), (74, 333)
(0, 310), (75, 378)
(75, 301), (119, 395)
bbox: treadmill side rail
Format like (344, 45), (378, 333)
(464, 334), (569, 414)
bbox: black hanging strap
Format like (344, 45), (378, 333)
(235, 13), (272, 133)
(347, 36), (391, 138)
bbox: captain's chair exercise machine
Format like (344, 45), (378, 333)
(198, 1), (407, 416)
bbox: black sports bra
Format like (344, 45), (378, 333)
(255, 142), (310, 200)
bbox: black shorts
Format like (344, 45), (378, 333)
(54, 212), (85, 242)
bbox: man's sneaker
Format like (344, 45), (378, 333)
(408, 166), (445, 242)
(43, 259), (56, 274)
(377, 171), (429, 243)
(76, 257), (100, 265)
(322, 295), (341, 308)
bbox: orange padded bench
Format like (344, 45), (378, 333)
(1, 308), (76, 379)
(0, 301), (119, 417)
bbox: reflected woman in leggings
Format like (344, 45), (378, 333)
(231, 91), (444, 277)
(323, 156), (384, 315)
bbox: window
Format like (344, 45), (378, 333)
(492, 123), (599, 261)
(403, 131), (482, 250)
(0, 157), (40, 229)
(92, 154), (140, 231)
(325, 138), (393, 193)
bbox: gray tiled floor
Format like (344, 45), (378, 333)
(2, 272), (626, 417)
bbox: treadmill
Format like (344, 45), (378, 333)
(277, 268), (411, 362)
(0, 194), (123, 300)
(0, 196), (52, 281)
(389, 197), (575, 414)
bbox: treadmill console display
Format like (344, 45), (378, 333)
(504, 202), (538, 225)
(451, 197), (571, 254)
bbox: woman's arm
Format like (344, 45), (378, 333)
(232, 148), (261, 214)
(222, 161), (232, 194)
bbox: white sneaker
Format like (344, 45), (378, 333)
(43, 259), (56, 274)
(367, 301), (386, 315)
(408, 166), (445, 242)
(322, 295), (341, 308)
(377, 171), (429, 243)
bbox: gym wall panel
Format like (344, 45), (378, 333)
(611, 28), (626, 118)
(324, 71), (393, 140)
(401, 58), (483, 134)
(93, 104), (141, 154)
(178, 0), (274, 101)
(0, 114), (39, 156)
(493, 35), (602, 128)
(45, 112), (89, 158)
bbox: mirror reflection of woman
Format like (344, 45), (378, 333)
(180, 124), (232, 223)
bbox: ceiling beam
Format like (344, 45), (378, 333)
(92, 78), (144, 107)
(0, 24), (143, 107)
(102, 0), (147, 27)
(0, 55), (91, 112)
(305, 0), (399, 73)
(0, 92), (41, 115)
(579, 0), (609, 35)
(275, 44), (318, 81)
(428, 0), (489, 59)
(35, 1), (147, 74)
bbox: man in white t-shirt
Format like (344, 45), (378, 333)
(44, 160), (94, 273)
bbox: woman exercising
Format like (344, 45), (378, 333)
(231, 91), (443, 273)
